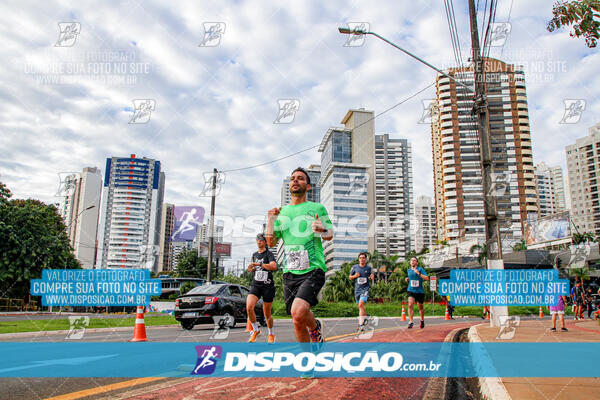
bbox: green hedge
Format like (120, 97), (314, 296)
(270, 301), (570, 318)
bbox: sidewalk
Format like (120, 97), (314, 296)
(471, 318), (600, 400)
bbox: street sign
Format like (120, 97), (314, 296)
(430, 276), (437, 291)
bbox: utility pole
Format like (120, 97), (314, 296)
(206, 168), (217, 283)
(468, 0), (507, 327)
(468, 0), (502, 260)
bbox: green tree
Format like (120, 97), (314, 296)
(470, 243), (488, 266)
(0, 196), (80, 300)
(547, 0), (600, 47)
(512, 239), (527, 251)
(0, 181), (11, 206)
(572, 232), (595, 244)
(179, 281), (197, 295)
(323, 262), (354, 302)
(174, 249), (209, 277)
(571, 267), (591, 284)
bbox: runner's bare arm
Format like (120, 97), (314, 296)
(266, 207), (281, 247)
(262, 261), (277, 271)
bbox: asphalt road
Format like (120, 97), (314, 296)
(0, 316), (484, 400)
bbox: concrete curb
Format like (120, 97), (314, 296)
(468, 324), (511, 400)
(0, 324), (177, 339)
(423, 326), (464, 400)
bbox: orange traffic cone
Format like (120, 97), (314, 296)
(131, 306), (147, 342)
(445, 304), (450, 320)
(401, 304), (407, 321)
(539, 306), (544, 318)
(245, 319), (253, 332)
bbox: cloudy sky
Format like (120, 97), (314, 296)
(1, 0), (598, 271)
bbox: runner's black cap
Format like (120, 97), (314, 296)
(256, 233), (266, 241)
(291, 167), (311, 185)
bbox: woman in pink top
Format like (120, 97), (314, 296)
(549, 295), (568, 332)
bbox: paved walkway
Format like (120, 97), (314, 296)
(473, 318), (600, 400)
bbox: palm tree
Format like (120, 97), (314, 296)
(322, 262), (354, 302)
(512, 239), (527, 251)
(470, 243), (488, 266)
(572, 232), (595, 245)
(571, 267), (591, 284)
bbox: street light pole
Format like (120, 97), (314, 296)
(468, 0), (502, 260)
(206, 168), (217, 283)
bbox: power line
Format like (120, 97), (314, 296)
(220, 82), (436, 173)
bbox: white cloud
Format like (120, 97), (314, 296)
(0, 0), (597, 269)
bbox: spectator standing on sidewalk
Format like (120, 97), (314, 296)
(549, 294), (568, 332)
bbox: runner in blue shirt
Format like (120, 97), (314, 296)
(405, 257), (429, 329)
(349, 252), (374, 330)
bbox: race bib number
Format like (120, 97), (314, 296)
(410, 280), (420, 288)
(286, 250), (310, 271)
(254, 270), (268, 282)
(357, 277), (367, 285)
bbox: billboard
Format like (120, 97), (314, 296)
(215, 243), (232, 257)
(524, 211), (570, 245)
(198, 242), (231, 258)
(171, 206), (204, 242)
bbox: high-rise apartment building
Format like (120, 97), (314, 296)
(431, 58), (538, 243)
(158, 203), (174, 272)
(95, 154), (165, 272)
(535, 162), (566, 217)
(414, 195), (437, 252)
(566, 122), (600, 234)
(374, 134), (413, 256)
(59, 167), (102, 268)
(319, 125), (370, 270)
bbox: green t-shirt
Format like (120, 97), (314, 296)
(274, 201), (333, 275)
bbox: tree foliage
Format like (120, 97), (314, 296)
(547, 0), (600, 47)
(0, 187), (80, 300)
(174, 249), (209, 278)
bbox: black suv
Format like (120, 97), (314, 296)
(174, 283), (266, 330)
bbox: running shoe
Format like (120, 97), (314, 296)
(408, 322), (414, 329)
(549, 327), (556, 332)
(267, 334), (276, 343)
(561, 327), (569, 332)
(309, 319), (324, 343)
(248, 330), (261, 343)
(420, 320), (425, 329)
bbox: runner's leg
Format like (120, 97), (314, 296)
(291, 297), (315, 342)
(418, 300), (425, 321)
(408, 296), (415, 323)
(246, 294), (259, 328)
(263, 302), (274, 329)
(358, 300), (367, 325)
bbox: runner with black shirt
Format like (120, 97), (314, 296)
(247, 233), (277, 343)
(349, 252), (374, 330)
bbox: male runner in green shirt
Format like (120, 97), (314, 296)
(266, 167), (333, 343)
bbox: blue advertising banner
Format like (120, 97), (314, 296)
(30, 269), (161, 306)
(439, 269), (569, 306)
(0, 342), (597, 378)
(171, 206), (204, 242)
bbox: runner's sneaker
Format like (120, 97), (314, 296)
(549, 327), (557, 332)
(561, 327), (568, 332)
(420, 320), (425, 329)
(408, 322), (414, 329)
(267, 334), (276, 343)
(309, 319), (324, 343)
(248, 330), (261, 343)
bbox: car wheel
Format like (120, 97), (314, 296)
(181, 321), (195, 330)
(223, 311), (236, 328)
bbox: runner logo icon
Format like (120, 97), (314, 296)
(192, 345), (222, 375)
